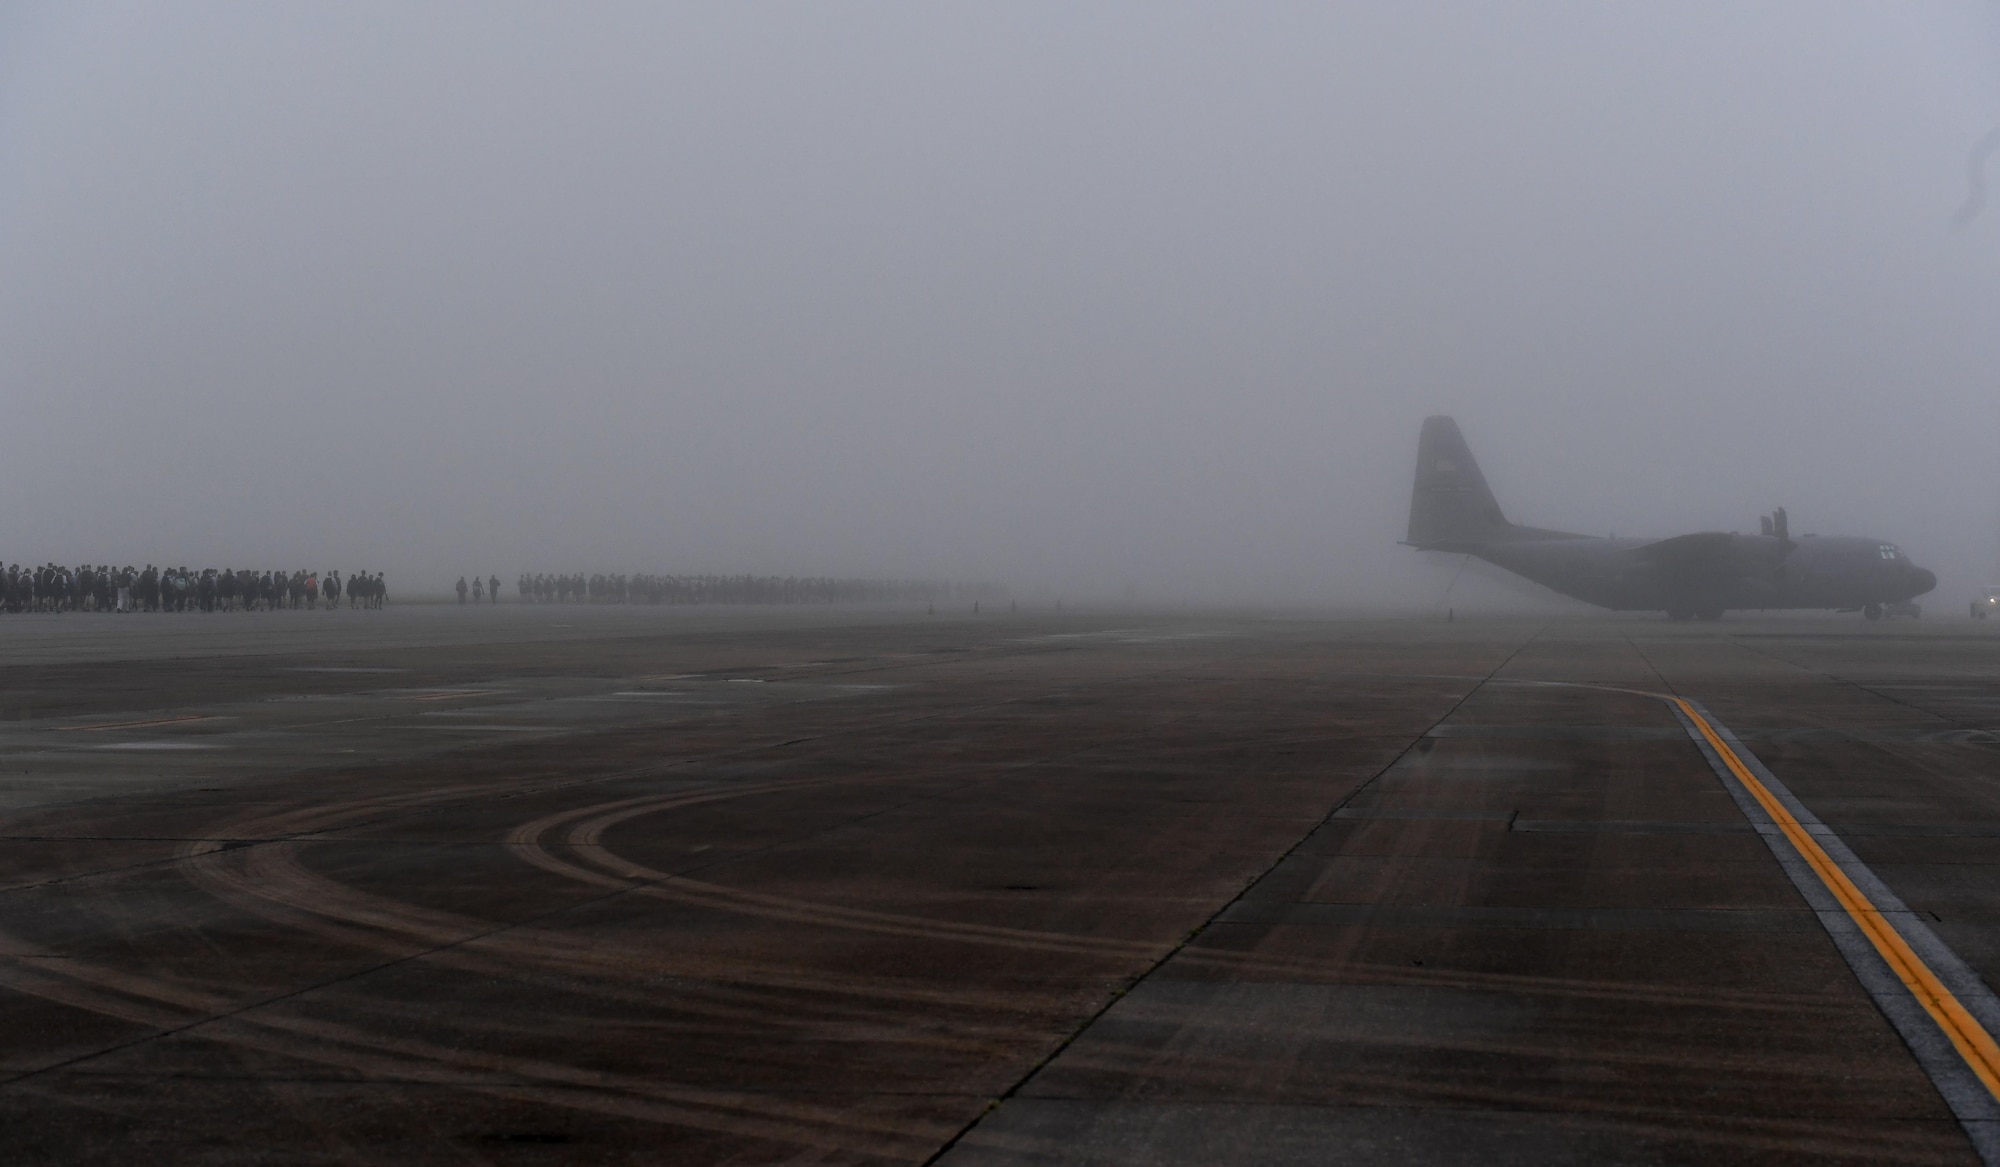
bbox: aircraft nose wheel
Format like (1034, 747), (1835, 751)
(1864, 603), (1883, 621)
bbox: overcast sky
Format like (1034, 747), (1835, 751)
(4, 3), (1999, 603)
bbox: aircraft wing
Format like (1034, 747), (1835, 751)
(1629, 531), (1787, 580)
(1629, 532), (1736, 567)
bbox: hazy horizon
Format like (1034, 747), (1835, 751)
(5, 3), (2000, 606)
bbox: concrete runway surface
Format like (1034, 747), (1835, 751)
(4, 605), (2000, 1164)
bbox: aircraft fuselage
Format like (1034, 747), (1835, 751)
(1461, 532), (1936, 614)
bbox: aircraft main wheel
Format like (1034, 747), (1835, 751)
(1864, 603), (1883, 621)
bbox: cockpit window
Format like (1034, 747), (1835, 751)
(1879, 544), (1900, 560)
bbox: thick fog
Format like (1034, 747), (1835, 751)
(4, 3), (1999, 604)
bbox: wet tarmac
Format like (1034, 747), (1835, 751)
(4, 607), (2000, 1164)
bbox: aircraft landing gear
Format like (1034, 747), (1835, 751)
(1864, 602), (1883, 621)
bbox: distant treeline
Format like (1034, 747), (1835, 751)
(514, 573), (1004, 605)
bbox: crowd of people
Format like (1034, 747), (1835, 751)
(4, 563), (999, 614)
(1, 564), (387, 613)
(510, 573), (1000, 606)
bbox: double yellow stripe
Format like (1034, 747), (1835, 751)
(1676, 698), (2000, 1100)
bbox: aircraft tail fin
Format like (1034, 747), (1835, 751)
(1407, 415), (1510, 549)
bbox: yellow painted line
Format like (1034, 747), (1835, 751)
(56, 715), (215, 733)
(1676, 697), (2000, 1101)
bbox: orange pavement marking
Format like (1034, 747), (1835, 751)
(1677, 697), (2000, 1103)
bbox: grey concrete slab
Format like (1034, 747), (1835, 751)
(5, 610), (2000, 1162)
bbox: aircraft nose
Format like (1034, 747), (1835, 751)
(1910, 566), (1937, 597)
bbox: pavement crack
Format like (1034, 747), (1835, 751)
(916, 623), (1549, 1165)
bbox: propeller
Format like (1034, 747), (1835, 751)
(1756, 507), (1795, 579)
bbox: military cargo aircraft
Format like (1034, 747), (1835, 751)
(1406, 416), (1936, 621)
